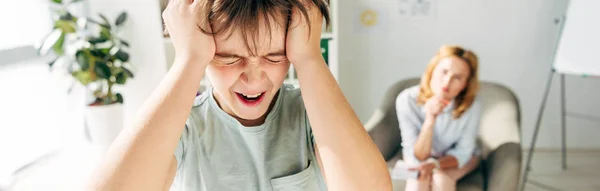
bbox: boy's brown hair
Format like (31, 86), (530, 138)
(163, 0), (330, 56)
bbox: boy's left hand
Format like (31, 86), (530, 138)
(286, 2), (324, 65)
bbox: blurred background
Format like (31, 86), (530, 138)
(1, 0), (599, 190)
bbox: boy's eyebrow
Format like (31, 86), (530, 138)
(265, 49), (286, 57)
(215, 49), (286, 58)
(214, 52), (244, 58)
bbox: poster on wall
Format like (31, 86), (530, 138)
(353, 3), (389, 35)
(398, 0), (436, 19)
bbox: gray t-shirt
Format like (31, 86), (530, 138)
(170, 84), (326, 191)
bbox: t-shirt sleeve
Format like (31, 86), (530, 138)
(174, 124), (190, 169)
(395, 90), (423, 165)
(305, 110), (316, 153)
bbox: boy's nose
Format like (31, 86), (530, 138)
(242, 63), (265, 85)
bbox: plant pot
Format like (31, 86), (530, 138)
(84, 103), (123, 147)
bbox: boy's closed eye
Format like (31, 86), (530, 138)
(216, 57), (240, 65)
(214, 53), (242, 65)
(264, 50), (288, 64)
(264, 55), (287, 64)
(214, 50), (287, 65)
(215, 56), (286, 65)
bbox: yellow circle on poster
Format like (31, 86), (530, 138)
(360, 9), (378, 27)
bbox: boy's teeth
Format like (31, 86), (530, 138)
(242, 93), (262, 98)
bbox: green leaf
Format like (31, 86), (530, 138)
(115, 50), (129, 62)
(88, 36), (109, 44)
(55, 20), (76, 33)
(87, 18), (110, 29)
(52, 0), (62, 4)
(94, 60), (111, 79)
(123, 67), (134, 78)
(38, 29), (63, 56)
(67, 0), (84, 5)
(115, 12), (128, 26)
(90, 49), (108, 58)
(59, 12), (73, 21)
(120, 39), (129, 47)
(115, 72), (127, 84)
(100, 28), (111, 39)
(115, 93), (124, 104)
(100, 48), (111, 55)
(52, 33), (66, 55)
(76, 51), (90, 70)
(72, 71), (93, 85)
(90, 49), (108, 62)
(98, 14), (111, 29)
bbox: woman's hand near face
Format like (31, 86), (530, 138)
(424, 95), (449, 118)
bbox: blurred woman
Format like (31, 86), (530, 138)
(396, 45), (482, 191)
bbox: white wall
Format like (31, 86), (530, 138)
(339, 0), (600, 149)
(0, 58), (87, 180)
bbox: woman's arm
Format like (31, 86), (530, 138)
(286, 5), (391, 191)
(413, 115), (436, 160)
(85, 1), (214, 190)
(396, 92), (428, 163)
(412, 95), (447, 161)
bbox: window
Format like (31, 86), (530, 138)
(0, 0), (52, 63)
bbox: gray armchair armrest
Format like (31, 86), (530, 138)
(365, 78), (420, 161)
(366, 110), (402, 161)
(483, 142), (522, 191)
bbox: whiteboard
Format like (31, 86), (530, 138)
(553, 0), (600, 76)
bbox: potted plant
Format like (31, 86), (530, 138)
(37, 0), (133, 147)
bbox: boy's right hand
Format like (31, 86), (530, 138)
(162, 0), (215, 63)
(424, 95), (449, 118)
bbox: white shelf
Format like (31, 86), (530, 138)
(284, 79), (299, 84)
(321, 32), (334, 39)
(284, 79), (300, 88)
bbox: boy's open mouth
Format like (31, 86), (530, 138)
(235, 92), (265, 106)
